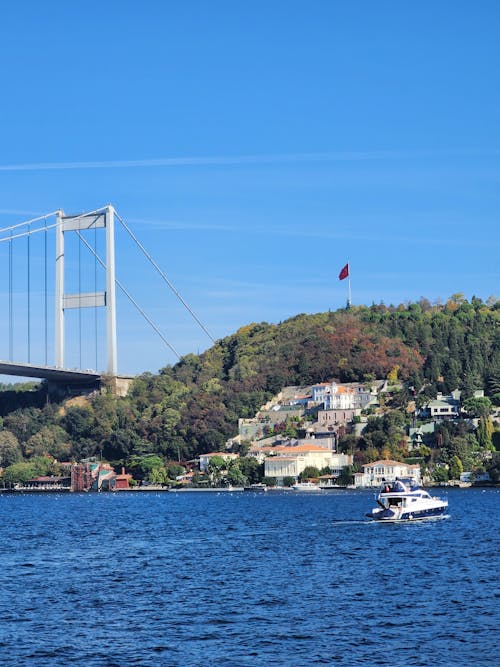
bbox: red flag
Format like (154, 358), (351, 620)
(338, 263), (349, 280)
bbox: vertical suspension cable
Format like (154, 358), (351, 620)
(8, 231), (13, 361)
(44, 218), (48, 365)
(94, 224), (98, 371)
(27, 223), (31, 363)
(78, 229), (82, 370)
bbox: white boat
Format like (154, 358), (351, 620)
(292, 482), (323, 492)
(243, 483), (268, 492)
(366, 479), (448, 522)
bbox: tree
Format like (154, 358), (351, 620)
(476, 417), (493, 450)
(337, 465), (354, 486)
(432, 466), (449, 484)
(237, 457), (263, 485)
(448, 455), (463, 481)
(149, 466), (168, 485)
(25, 425), (70, 460)
(487, 452), (500, 483)
(127, 454), (166, 482)
(338, 434), (358, 455)
(1, 456), (59, 486)
(166, 463), (185, 480)
(2, 461), (36, 486)
(0, 430), (22, 467)
(417, 444), (432, 461)
(387, 365), (400, 385)
(207, 455), (226, 485)
(2, 408), (48, 447)
(102, 429), (139, 461)
(283, 476), (296, 487)
(299, 466), (320, 481)
(226, 465), (246, 487)
(462, 397), (492, 418)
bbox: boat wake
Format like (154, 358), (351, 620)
(331, 519), (376, 526)
(332, 515), (451, 526)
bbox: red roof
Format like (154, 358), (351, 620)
(274, 443), (328, 453)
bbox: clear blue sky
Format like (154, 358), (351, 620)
(0, 1), (499, 376)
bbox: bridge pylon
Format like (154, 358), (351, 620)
(55, 205), (117, 375)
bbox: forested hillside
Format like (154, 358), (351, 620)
(0, 296), (499, 480)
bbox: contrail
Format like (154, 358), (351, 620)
(0, 149), (497, 172)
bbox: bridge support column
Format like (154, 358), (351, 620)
(54, 205), (117, 375)
(106, 205), (117, 376)
(55, 210), (65, 367)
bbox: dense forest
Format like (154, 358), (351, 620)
(1, 295), (499, 484)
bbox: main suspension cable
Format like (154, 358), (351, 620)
(0, 219), (58, 243)
(0, 210), (60, 235)
(114, 209), (216, 344)
(0, 206), (109, 243)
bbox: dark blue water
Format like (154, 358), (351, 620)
(0, 488), (498, 666)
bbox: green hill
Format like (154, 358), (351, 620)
(1, 296), (499, 477)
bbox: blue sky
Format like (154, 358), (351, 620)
(0, 1), (499, 376)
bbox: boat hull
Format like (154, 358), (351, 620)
(366, 514), (449, 523)
(367, 504), (448, 522)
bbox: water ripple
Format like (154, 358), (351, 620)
(0, 488), (498, 665)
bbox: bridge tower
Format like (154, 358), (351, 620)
(54, 205), (117, 375)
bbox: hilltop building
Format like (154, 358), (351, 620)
(422, 390), (461, 419)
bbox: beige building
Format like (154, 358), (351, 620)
(317, 408), (360, 427)
(264, 444), (352, 482)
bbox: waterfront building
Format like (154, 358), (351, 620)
(354, 459), (421, 488)
(115, 467), (133, 490)
(264, 444), (352, 483)
(22, 476), (71, 491)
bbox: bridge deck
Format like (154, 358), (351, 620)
(0, 361), (102, 384)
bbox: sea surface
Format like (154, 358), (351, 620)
(0, 488), (498, 666)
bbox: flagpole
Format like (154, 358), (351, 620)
(347, 260), (351, 309)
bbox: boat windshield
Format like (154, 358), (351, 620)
(380, 478), (421, 493)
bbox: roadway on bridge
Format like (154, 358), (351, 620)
(0, 360), (101, 384)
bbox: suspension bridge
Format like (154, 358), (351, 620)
(0, 205), (214, 394)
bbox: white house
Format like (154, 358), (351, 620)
(424, 390), (461, 419)
(354, 459), (421, 488)
(312, 382), (375, 411)
(312, 383), (357, 410)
